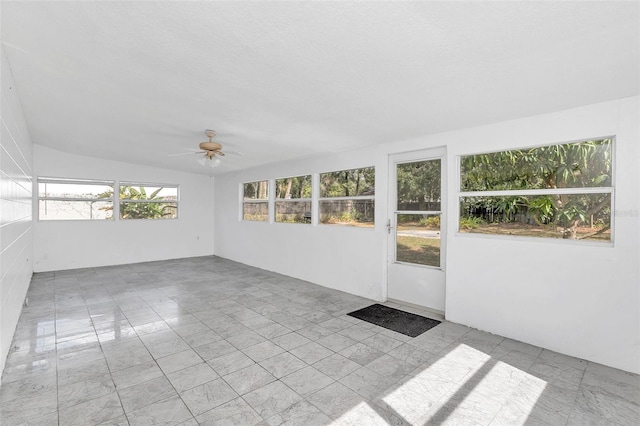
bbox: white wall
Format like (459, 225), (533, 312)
(445, 97), (639, 375)
(0, 49), (34, 377)
(214, 149), (387, 302)
(214, 96), (640, 373)
(33, 145), (215, 272)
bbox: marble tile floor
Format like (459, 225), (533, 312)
(1, 256), (638, 425)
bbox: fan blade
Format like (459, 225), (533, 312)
(224, 150), (244, 157)
(217, 151), (226, 157)
(169, 150), (205, 157)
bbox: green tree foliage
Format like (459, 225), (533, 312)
(460, 139), (612, 239)
(320, 167), (375, 197)
(119, 186), (176, 219)
(461, 139), (611, 191)
(397, 160), (441, 210)
(244, 181), (268, 200)
(98, 186), (177, 219)
(276, 175), (311, 199)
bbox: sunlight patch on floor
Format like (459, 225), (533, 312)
(378, 343), (548, 424)
(332, 401), (390, 425)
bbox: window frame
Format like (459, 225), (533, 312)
(118, 181), (180, 220)
(319, 166), (375, 228)
(274, 174), (312, 224)
(241, 180), (270, 222)
(37, 177), (115, 221)
(457, 137), (615, 245)
(393, 157), (444, 268)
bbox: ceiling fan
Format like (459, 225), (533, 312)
(198, 129), (225, 159)
(170, 129), (242, 167)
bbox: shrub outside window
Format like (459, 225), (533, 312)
(119, 183), (178, 220)
(459, 138), (613, 241)
(243, 180), (269, 221)
(275, 175), (311, 223)
(319, 167), (375, 227)
(38, 177), (114, 220)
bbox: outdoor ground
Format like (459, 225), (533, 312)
(460, 222), (611, 241)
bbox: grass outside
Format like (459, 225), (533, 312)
(397, 235), (440, 267)
(397, 223), (439, 231)
(459, 222), (611, 241)
(320, 217), (374, 228)
(276, 214), (309, 224)
(243, 214), (268, 221)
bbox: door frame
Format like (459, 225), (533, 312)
(385, 146), (447, 314)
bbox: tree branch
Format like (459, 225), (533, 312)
(578, 225), (611, 240)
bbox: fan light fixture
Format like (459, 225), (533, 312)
(197, 156), (221, 167)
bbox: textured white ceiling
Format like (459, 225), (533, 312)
(2, 1), (638, 175)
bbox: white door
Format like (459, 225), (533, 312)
(387, 147), (446, 314)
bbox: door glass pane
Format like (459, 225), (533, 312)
(396, 213), (440, 267)
(397, 160), (441, 211)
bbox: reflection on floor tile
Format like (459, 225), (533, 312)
(1, 256), (638, 425)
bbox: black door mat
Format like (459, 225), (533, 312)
(347, 304), (441, 338)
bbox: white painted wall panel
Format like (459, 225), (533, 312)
(214, 97), (639, 373)
(445, 97), (639, 374)
(0, 49), (34, 379)
(32, 145), (215, 272)
(214, 149), (387, 302)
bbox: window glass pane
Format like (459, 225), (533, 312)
(38, 181), (113, 199)
(397, 160), (440, 211)
(460, 138), (612, 191)
(39, 200), (113, 220)
(396, 213), (440, 267)
(276, 176), (311, 199)
(119, 185), (178, 201)
(243, 202), (268, 221)
(459, 193), (611, 241)
(319, 199), (374, 227)
(244, 181), (269, 200)
(276, 201), (311, 223)
(120, 202), (177, 219)
(320, 167), (375, 197)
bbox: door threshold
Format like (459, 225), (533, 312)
(386, 298), (445, 321)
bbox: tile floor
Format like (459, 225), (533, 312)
(1, 256), (638, 425)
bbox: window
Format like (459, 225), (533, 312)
(275, 175), (311, 223)
(38, 177), (114, 220)
(119, 183), (178, 219)
(459, 138), (613, 241)
(319, 167), (375, 227)
(243, 180), (269, 221)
